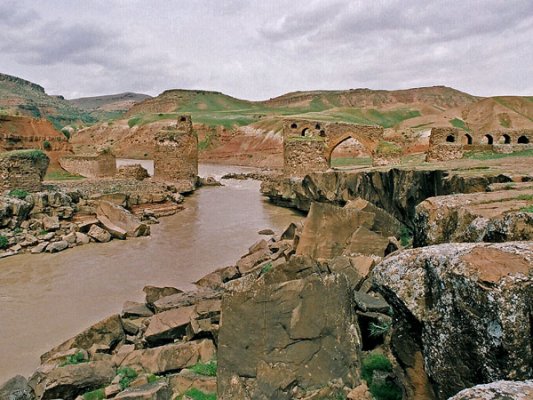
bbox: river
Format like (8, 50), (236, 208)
(0, 164), (302, 382)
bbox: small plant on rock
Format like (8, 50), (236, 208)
(117, 367), (138, 390)
(0, 235), (9, 250)
(179, 388), (216, 400)
(82, 388), (105, 400)
(190, 359), (217, 376)
(369, 321), (391, 337)
(60, 351), (87, 367)
(43, 140), (52, 150)
(261, 262), (273, 275)
(8, 189), (29, 200)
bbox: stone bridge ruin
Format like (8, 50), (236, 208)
(283, 119), (383, 176)
(154, 115), (198, 184)
(426, 127), (533, 161)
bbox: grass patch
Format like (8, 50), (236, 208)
(520, 206), (533, 212)
(45, 170), (85, 181)
(375, 141), (402, 156)
(331, 157), (372, 167)
(60, 351), (87, 367)
(0, 235), (9, 249)
(516, 194), (533, 201)
(190, 360), (217, 377)
(147, 374), (161, 384)
(83, 388), (105, 400)
(464, 149), (533, 160)
(178, 388), (217, 400)
(450, 118), (470, 131)
(128, 116), (142, 128)
(9, 189), (29, 199)
(117, 367), (138, 390)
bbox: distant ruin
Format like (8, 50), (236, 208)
(59, 150), (117, 178)
(154, 115), (198, 183)
(426, 127), (533, 161)
(0, 150), (49, 192)
(283, 119), (383, 176)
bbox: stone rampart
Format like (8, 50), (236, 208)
(0, 150), (49, 192)
(59, 151), (116, 178)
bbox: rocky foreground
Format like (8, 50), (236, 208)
(1, 164), (532, 400)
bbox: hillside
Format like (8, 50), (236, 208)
(0, 73), (96, 130)
(68, 92), (152, 120)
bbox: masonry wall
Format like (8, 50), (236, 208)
(0, 151), (49, 192)
(59, 151), (117, 178)
(153, 115), (198, 183)
(283, 119), (383, 176)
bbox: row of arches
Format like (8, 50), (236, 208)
(446, 133), (530, 145)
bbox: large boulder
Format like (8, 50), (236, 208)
(96, 200), (149, 238)
(295, 202), (392, 259)
(29, 361), (115, 400)
(414, 189), (533, 246)
(41, 315), (125, 363)
(217, 262), (362, 399)
(116, 340), (215, 375)
(448, 380), (533, 400)
(373, 242), (533, 399)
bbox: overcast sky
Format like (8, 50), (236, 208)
(0, 0), (531, 100)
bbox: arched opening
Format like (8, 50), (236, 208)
(179, 116), (187, 122)
(319, 130), (326, 137)
(290, 123), (298, 129)
(462, 134), (473, 145)
(482, 134), (494, 145)
(329, 136), (371, 168)
(500, 134), (511, 144)
(446, 135), (456, 143)
(315, 123), (321, 130)
(518, 135), (529, 144)
(301, 128), (310, 137)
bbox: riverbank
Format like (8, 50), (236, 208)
(0, 165), (302, 382)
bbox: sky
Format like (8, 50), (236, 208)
(0, 0), (531, 100)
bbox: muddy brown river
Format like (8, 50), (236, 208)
(0, 165), (302, 382)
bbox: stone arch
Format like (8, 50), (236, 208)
(446, 135), (456, 143)
(500, 134), (511, 144)
(301, 128), (310, 137)
(482, 134), (494, 145)
(518, 135), (529, 144)
(462, 134), (473, 145)
(326, 133), (375, 166)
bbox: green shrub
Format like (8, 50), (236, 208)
(13, 227), (22, 235)
(117, 367), (138, 390)
(61, 129), (71, 139)
(516, 194), (533, 201)
(361, 353), (402, 400)
(9, 189), (29, 199)
(190, 360), (217, 377)
(520, 206), (533, 213)
(43, 140), (52, 150)
(60, 351), (87, 367)
(0, 235), (9, 249)
(83, 388), (105, 400)
(361, 353), (393, 384)
(0, 149), (48, 162)
(369, 382), (402, 400)
(147, 374), (160, 384)
(399, 226), (411, 247)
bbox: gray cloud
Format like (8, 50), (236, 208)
(0, 0), (531, 99)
